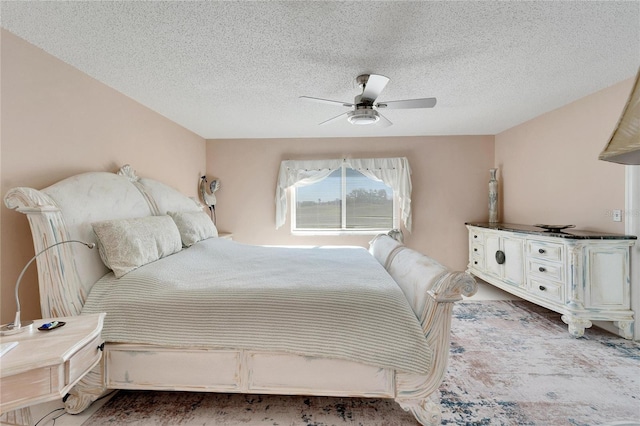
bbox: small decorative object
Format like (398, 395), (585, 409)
(0, 240), (95, 336)
(534, 224), (576, 233)
(488, 168), (499, 223)
(200, 176), (221, 223)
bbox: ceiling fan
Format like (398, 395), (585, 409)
(300, 74), (436, 127)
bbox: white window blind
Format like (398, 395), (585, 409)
(275, 157), (412, 232)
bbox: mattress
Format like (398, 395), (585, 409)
(82, 238), (432, 374)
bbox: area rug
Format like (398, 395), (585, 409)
(82, 300), (640, 425)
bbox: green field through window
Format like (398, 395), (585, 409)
(295, 168), (393, 230)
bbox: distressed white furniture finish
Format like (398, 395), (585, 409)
(0, 313), (105, 423)
(467, 223), (636, 338)
(3, 166), (477, 426)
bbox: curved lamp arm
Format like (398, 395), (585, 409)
(3, 240), (95, 335)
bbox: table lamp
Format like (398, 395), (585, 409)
(0, 240), (95, 336)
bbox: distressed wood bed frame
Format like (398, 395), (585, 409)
(4, 165), (477, 425)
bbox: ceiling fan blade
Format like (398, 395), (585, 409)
(300, 96), (353, 107)
(360, 74), (390, 103)
(377, 112), (393, 128)
(319, 111), (349, 125)
(376, 97), (437, 109)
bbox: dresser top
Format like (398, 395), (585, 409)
(466, 222), (637, 240)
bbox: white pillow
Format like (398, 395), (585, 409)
(92, 215), (182, 278)
(168, 211), (218, 247)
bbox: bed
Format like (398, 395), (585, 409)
(4, 165), (477, 425)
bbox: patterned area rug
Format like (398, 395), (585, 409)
(83, 301), (640, 425)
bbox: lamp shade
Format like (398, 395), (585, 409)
(599, 69), (640, 165)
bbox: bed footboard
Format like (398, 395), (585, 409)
(370, 234), (477, 425)
(395, 271), (477, 425)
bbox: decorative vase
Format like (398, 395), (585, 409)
(488, 168), (499, 223)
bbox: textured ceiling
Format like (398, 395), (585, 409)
(1, 1), (639, 139)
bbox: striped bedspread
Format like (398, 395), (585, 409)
(82, 238), (432, 374)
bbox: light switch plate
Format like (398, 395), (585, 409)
(612, 209), (622, 222)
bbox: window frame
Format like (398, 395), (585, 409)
(290, 163), (399, 236)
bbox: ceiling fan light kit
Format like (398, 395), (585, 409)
(347, 108), (379, 125)
(301, 74), (437, 127)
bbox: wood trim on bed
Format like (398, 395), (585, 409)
(5, 187), (87, 318)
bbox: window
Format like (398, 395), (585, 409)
(292, 165), (395, 233)
(275, 157), (412, 233)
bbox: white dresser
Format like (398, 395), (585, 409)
(466, 223), (636, 339)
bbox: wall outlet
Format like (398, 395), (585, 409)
(612, 209), (622, 222)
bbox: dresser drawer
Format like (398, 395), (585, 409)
(471, 242), (484, 256)
(527, 240), (564, 262)
(470, 253), (484, 270)
(471, 242), (484, 268)
(527, 259), (564, 282)
(529, 278), (564, 303)
(470, 230), (483, 243)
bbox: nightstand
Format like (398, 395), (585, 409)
(218, 232), (233, 240)
(0, 313), (105, 424)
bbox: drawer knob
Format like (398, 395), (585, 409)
(97, 342), (105, 352)
(539, 267), (546, 272)
(474, 261), (478, 265)
(538, 248), (546, 254)
(474, 235), (478, 239)
(474, 248), (478, 252)
(495, 250), (506, 264)
(539, 285), (546, 291)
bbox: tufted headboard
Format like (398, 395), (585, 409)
(4, 165), (202, 318)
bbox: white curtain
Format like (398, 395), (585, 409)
(275, 157), (413, 231)
(275, 159), (343, 229)
(347, 157), (413, 232)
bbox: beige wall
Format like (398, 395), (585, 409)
(206, 136), (495, 271)
(1, 30), (206, 323)
(495, 78), (634, 233)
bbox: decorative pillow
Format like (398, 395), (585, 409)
(92, 215), (182, 278)
(168, 210), (218, 247)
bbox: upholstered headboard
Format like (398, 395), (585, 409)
(4, 165), (202, 318)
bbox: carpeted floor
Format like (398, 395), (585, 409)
(83, 300), (640, 425)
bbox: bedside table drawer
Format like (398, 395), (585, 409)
(1, 367), (52, 409)
(66, 334), (103, 387)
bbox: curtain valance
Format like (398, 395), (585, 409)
(275, 157), (412, 231)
